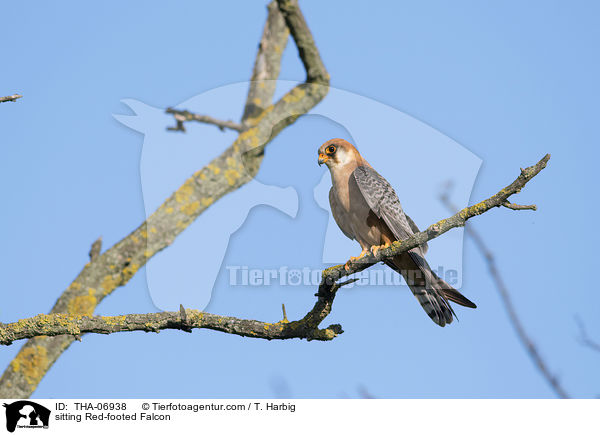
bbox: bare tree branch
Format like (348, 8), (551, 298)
(0, 308), (341, 345)
(0, 277), (354, 344)
(439, 174), (569, 399)
(0, 94), (22, 103)
(242, 0), (289, 124)
(166, 108), (244, 132)
(1, 155), (549, 347)
(0, 0), (329, 399)
(277, 0), (328, 84)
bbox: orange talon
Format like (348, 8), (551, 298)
(344, 248), (369, 271)
(370, 242), (391, 257)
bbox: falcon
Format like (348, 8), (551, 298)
(318, 138), (476, 326)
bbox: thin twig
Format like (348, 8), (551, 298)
(0, 94), (22, 103)
(502, 201), (537, 211)
(575, 316), (600, 353)
(165, 108), (244, 133)
(88, 236), (102, 261)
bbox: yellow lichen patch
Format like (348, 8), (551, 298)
(69, 282), (82, 291)
(47, 314), (74, 330)
(282, 87), (306, 104)
(253, 98), (262, 106)
(121, 263), (140, 282)
(253, 104), (273, 123)
(468, 201), (488, 216)
(226, 156), (239, 168)
(181, 201), (200, 216)
(11, 318), (31, 334)
(242, 104), (275, 130)
(150, 227), (157, 234)
(175, 181), (194, 204)
(201, 197), (214, 207)
(208, 164), (221, 175)
(67, 290), (97, 316)
(224, 169), (241, 186)
(236, 126), (260, 147)
(322, 265), (341, 275)
(10, 345), (49, 385)
(176, 221), (187, 230)
(144, 250), (153, 258)
(104, 315), (127, 326)
(131, 235), (139, 244)
(101, 274), (121, 294)
(166, 207), (174, 214)
(140, 229), (148, 239)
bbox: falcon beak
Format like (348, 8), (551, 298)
(318, 153), (329, 166)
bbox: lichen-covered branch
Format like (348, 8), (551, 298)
(242, 0), (289, 124)
(0, 94), (22, 103)
(166, 108), (243, 132)
(0, 0), (329, 399)
(0, 304), (344, 345)
(1, 155), (549, 348)
(440, 172), (569, 399)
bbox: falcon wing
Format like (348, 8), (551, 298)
(329, 187), (355, 240)
(352, 165), (431, 279)
(405, 214), (428, 254)
(352, 164), (475, 325)
(353, 165), (416, 243)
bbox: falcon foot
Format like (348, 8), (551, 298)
(370, 242), (391, 257)
(344, 248), (369, 271)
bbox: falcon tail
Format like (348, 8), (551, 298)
(409, 282), (456, 327)
(434, 276), (477, 309)
(385, 253), (476, 327)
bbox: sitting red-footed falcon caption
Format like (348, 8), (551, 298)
(318, 138), (476, 327)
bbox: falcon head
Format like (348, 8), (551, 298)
(318, 138), (360, 168)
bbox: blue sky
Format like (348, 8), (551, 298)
(1, 1), (599, 398)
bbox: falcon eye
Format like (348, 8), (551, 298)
(326, 145), (336, 154)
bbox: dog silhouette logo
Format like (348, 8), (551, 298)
(3, 401), (50, 432)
